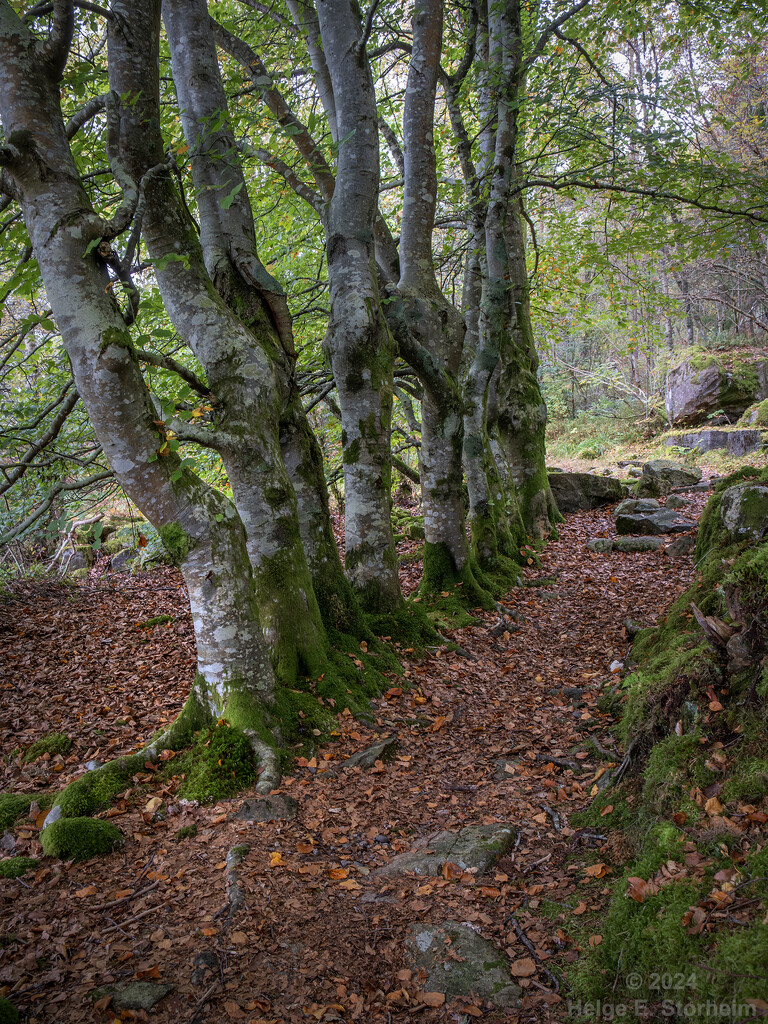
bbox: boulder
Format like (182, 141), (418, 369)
(720, 484), (768, 544)
(405, 922), (521, 1007)
(547, 472), (625, 513)
(665, 494), (690, 511)
(615, 509), (695, 536)
(110, 549), (135, 572)
(614, 498), (660, 517)
(587, 538), (614, 553)
(614, 537), (665, 552)
(665, 348), (768, 425)
(375, 824), (515, 878)
(636, 460), (701, 498)
(739, 398), (768, 427)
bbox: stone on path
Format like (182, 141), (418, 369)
(92, 982), (174, 1011)
(665, 535), (696, 558)
(233, 794), (298, 822)
(665, 494), (690, 511)
(613, 537), (665, 553)
(405, 921), (521, 1007)
(547, 471), (625, 513)
(636, 460), (701, 498)
(614, 498), (660, 517)
(375, 824), (515, 878)
(341, 737), (397, 770)
(615, 508), (695, 536)
(587, 538), (614, 553)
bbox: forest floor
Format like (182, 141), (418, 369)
(0, 487), (709, 1024)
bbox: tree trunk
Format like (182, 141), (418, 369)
(315, 0), (401, 613)
(0, 1), (280, 789)
(110, 0), (331, 682)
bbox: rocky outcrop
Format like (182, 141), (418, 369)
(547, 472), (625, 513)
(665, 348), (768, 426)
(664, 428), (765, 456)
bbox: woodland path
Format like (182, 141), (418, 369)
(0, 493), (706, 1024)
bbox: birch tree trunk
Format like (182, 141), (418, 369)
(0, 0), (280, 789)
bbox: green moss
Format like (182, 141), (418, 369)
(98, 326), (134, 355)
(0, 793), (34, 830)
(0, 856), (39, 879)
(55, 758), (134, 818)
(158, 522), (193, 564)
(0, 997), (19, 1024)
(23, 732), (71, 763)
(139, 614), (174, 628)
(41, 817), (123, 861)
(174, 721), (260, 803)
(642, 732), (715, 812)
(175, 824), (197, 840)
(419, 540), (495, 625)
(721, 757), (768, 802)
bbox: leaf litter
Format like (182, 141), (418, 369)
(0, 495), (709, 1022)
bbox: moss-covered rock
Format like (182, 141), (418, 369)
(665, 346), (768, 425)
(0, 856), (39, 878)
(41, 816), (123, 861)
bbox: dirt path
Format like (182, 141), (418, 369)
(0, 498), (705, 1023)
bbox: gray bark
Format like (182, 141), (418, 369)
(315, 0), (401, 612)
(0, 0), (278, 772)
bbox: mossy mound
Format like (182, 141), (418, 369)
(138, 614), (174, 628)
(171, 721), (261, 803)
(0, 997), (19, 1024)
(0, 791), (52, 830)
(0, 856), (39, 878)
(23, 731), (71, 763)
(569, 466), (768, 1012)
(41, 817), (123, 861)
(54, 758), (134, 818)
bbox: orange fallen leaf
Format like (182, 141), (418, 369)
(328, 867), (349, 880)
(135, 966), (161, 980)
(442, 861), (464, 880)
(573, 901), (588, 915)
(510, 958), (536, 978)
(421, 992), (445, 1007)
(589, 934), (603, 947)
(269, 852), (284, 867)
(201, 927), (217, 936)
(75, 885), (98, 898)
(584, 863), (610, 878)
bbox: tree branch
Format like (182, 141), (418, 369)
(0, 388), (80, 496)
(135, 348), (211, 397)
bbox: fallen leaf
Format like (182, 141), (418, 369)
(75, 885), (98, 898)
(269, 852), (285, 867)
(421, 992), (445, 1007)
(589, 934), (603, 947)
(510, 958), (537, 978)
(584, 863), (610, 878)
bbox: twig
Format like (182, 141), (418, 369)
(188, 980), (219, 1024)
(92, 879), (160, 912)
(102, 899), (172, 933)
(523, 852), (552, 874)
(505, 913), (564, 993)
(539, 802), (562, 833)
